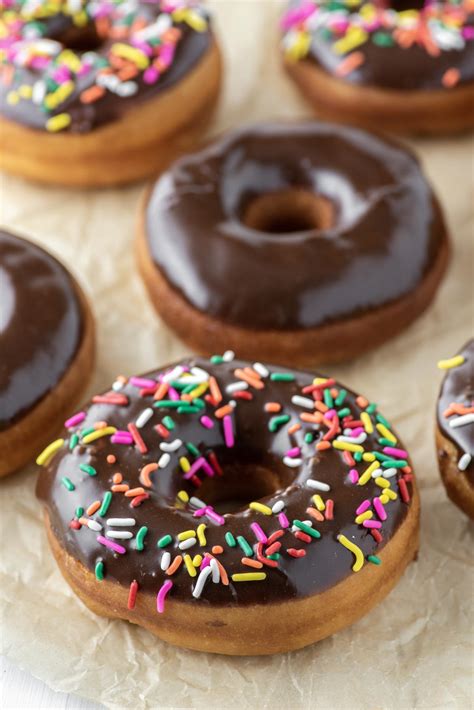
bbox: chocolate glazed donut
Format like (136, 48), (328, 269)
(436, 340), (474, 518)
(0, 231), (95, 477)
(137, 122), (450, 366)
(281, 1), (474, 134)
(37, 355), (419, 655)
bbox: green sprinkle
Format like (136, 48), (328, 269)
(154, 400), (186, 409)
(157, 534), (173, 548)
(304, 432), (314, 444)
(79, 464), (97, 477)
(177, 405), (200, 414)
(337, 407), (351, 418)
(61, 477), (75, 491)
(376, 413), (391, 429)
(269, 415), (291, 432)
(95, 561), (104, 581)
(382, 459), (407, 469)
(75, 506), (84, 518)
(170, 380), (189, 390)
(267, 553), (280, 561)
(373, 452), (392, 462)
(270, 373), (295, 382)
(368, 555), (381, 565)
(186, 442), (200, 458)
(136, 526), (148, 551)
(335, 389), (347, 406)
(192, 398), (206, 410)
(354, 451), (363, 462)
(324, 389), (334, 408)
(162, 416), (175, 430)
(98, 491), (112, 517)
(210, 355), (224, 364)
(69, 433), (79, 450)
(236, 535), (253, 557)
(378, 437), (395, 447)
(81, 426), (96, 438)
(293, 520), (321, 538)
(373, 31), (394, 46)
(225, 532), (236, 547)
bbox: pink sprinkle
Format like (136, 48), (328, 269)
(200, 556), (211, 571)
(201, 458), (215, 477)
(183, 457), (205, 480)
(349, 469), (359, 484)
(97, 535), (126, 555)
(363, 520), (382, 529)
(373, 497), (387, 521)
(65, 411), (86, 428)
(251, 522), (268, 543)
(206, 507), (225, 526)
(156, 580), (173, 613)
(168, 387), (180, 401)
(144, 66), (160, 84)
(285, 446), (301, 458)
(325, 409), (337, 420)
(223, 415), (234, 448)
(350, 427), (364, 437)
(192, 507), (208, 518)
(356, 499), (371, 515)
(279, 512), (290, 528)
(130, 376), (156, 389)
(383, 446), (408, 459)
(281, 2), (316, 30)
(200, 415), (214, 429)
(111, 433), (133, 445)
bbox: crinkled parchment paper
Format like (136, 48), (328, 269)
(1, 2), (473, 708)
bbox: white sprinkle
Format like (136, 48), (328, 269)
(223, 350), (235, 362)
(190, 367), (210, 383)
(160, 439), (183, 453)
(226, 381), (248, 393)
(458, 453), (472, 471)
(106, 530), (133, 540)
(189, 496), (207, 509)
(253, 362), (269, 378)
(112, 379), (124, 391)
(32, 80), (46, 105)
(272, 500), (285, 514)
(160, 551), (171, 571)
(106, 518), (136, 527)
(292, 520), (313, 533)
(192, 565), (212, 599)
(85, 519), (102, 532)
(382, 467), (398, 479)
(115, 80), (138, 97)
(210, 558), (220, 583)
(291, 395), (315, 410)
(337, 433), (368, 445)
(158, 453), (171, 469)
(371, 468), (383, 478)
(449, 414), (474, 428)
(136, 407), (153, 428)
(179, 537), (197, 550)
(306, 479), (331, 492)
(163, 365), (184, 383)
(283, 456), (303, 468)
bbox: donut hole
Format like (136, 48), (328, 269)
(386, 0), (426, 10)
(56, 24), (103, 52)
(242, 189), (334, 235)
(197, 459), (289, 515)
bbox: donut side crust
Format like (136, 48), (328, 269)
(0, 40), (222, 188)
(136, 191), (450, 367)
(0, 277), (95, 478)
(435, 425), (474, 519)
(42, 484), (419, 656)
(284, 59), (474, 136)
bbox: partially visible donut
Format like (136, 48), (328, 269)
(0, 1), (222, 186)
(436, 340), (474, 519)
(0, 230), (95, 477)
(36, 353), (419, 655)
(281, 1), (474, 134)
(138, 122), (450, 367)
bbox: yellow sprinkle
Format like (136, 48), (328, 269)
(72, 10), (88, 27)
(197, 523), (207, 546)
(192, 554), (203, 567)
(285, 30), (312, 62)
(81, 426), (117, 444)
(231, 573), (267, 582)
(177, 490), (189, 503)
(379, 494), (390, 504)
(332, 440), (364, 453)
(172, 8), (207, 32)
(111, 43), (149, 69)
(177, 530), (196, 542)
(355, 510), (373, 524)
(337, 534), (365, 572)
(384, 488), (398, 501)
(36, 438), (64, 466)
(375, 476), (390, 489)
(362, 452), (376, 462)
(358, 461), (380, 486)
(18, 84), (33, 99)
(313, 494), (325, 512)
(188, 382), (209, 399)
(179, 457), (191, 473)
(437, 355), (465, 370)
(45, 113), (72, 133)
(249, 501), (273, 515)
(334, 27), (368, 55)
(361, 412), (373, 434)
(6, 91), (19, 105)
(376, 423), (397, 444)
(313, 377), (331, 386)
(183, 554), (197, 577)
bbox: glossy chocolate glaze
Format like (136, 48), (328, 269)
(0, 231), (82, 430)
(146, 122), (445, 331)
(437, 340), (474, 485)
(37, 356), (414, 607)
(0, 10), (211, 133)
(289, 1), (474, 91)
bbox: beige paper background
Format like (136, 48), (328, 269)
(1, 2), (473, 708)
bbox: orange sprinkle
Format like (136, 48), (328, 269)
(306, 507), (324, 522)
(154, 383), (169, 401)
(118, 66), (139, 81)
(330, 388), (339, 398)
(244, 367), (262, 380)
(209, 376), (222, 405)
(288, 423), (302, 435)
(93, 420), (108, 430)
(86, 501), (101, 516)
(442, 68), (461, 88)
(78, 517), (89, 527)
(356, 395), (369, 409)
(300, 412), (323, 424)
(316, 441), (331, 451)
(215, 404), (233, 419)
(125, 487), (146, 497)
(241, 557), (263, 569)
(166, 555), (183, 576)
(139, 462), (158, 488)
(112, 472), (123, 484)
(335, 51), (365, 77)
(234, 368), (264, 390)
(314, 401), (329, 414)
(107, 455), (116, 465)
(265, 402), (281, 413)
(207, 554), (229, 585)
(111, 484), (129, 493)
(211, 545), (223, 555)
(80, 85), (105, 104)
